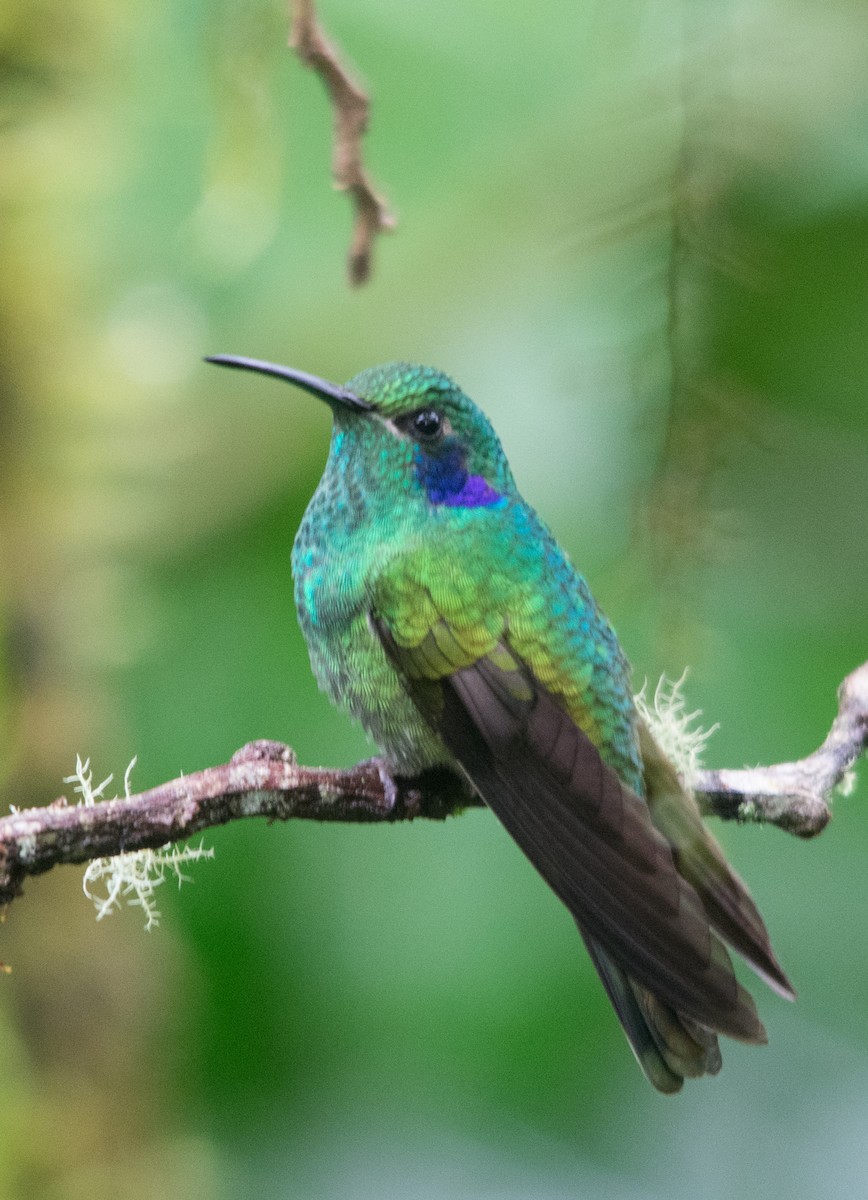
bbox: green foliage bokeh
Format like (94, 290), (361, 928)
(0, 1), (866, 1197)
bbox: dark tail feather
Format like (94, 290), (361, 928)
(581, 929), (723, 1094)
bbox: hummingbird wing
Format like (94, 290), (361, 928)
(638, 719), (794, 1000)
(372, 607), (775, 1046)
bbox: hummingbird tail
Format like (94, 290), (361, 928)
(581, 930), (723, 1094)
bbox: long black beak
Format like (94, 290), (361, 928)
(205, 355), (371, 411)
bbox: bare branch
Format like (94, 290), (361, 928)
(0, 664), (864, 914)
(694, 660), (868, 838)
(290, 0), (395, 285)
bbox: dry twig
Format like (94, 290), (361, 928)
(290, 0), (395, 284)
(0, 662), (864, 914)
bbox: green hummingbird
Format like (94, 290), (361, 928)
(206, 354), (794, 1093)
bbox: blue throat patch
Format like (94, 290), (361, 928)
(414, 442), (503, 509)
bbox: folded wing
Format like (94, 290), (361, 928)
(375, 613), (792, 1046)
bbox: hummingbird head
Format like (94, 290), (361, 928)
(207, 356), (516, 511)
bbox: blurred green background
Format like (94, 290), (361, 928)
(1, 0), (867, 1196)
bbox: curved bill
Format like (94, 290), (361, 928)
(205, 354), (371, 411)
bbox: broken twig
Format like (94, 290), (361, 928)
(290, 0), (395, 284)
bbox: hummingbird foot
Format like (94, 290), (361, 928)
(359, 756), (401, 810)
(357, 759), (474, 820)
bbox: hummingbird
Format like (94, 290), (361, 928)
(206, 354), (794, 1093)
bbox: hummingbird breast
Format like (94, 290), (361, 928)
(291, 474), (450, 773)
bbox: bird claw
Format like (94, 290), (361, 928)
(360, 756), (400, 810)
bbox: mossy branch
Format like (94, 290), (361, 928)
(0, 662), (864, 913)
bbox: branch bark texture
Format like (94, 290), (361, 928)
(0, 662), (864, 911)
(694, 660), (868, 837)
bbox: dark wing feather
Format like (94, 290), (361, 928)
(638, 719), (795, 1000)
(376, 620), (766, 1043)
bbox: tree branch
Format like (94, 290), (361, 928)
(693, 660), (868, 838)
(290, 0), (395, 285)
(0, 663), (864, 912)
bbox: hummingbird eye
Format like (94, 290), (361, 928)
(411, 408), (443, 440)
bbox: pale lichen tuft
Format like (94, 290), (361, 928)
(635, 671), (719, 784)
(66, 755), (214, 931)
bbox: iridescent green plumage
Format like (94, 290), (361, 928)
(207, 354), (795, 1093)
